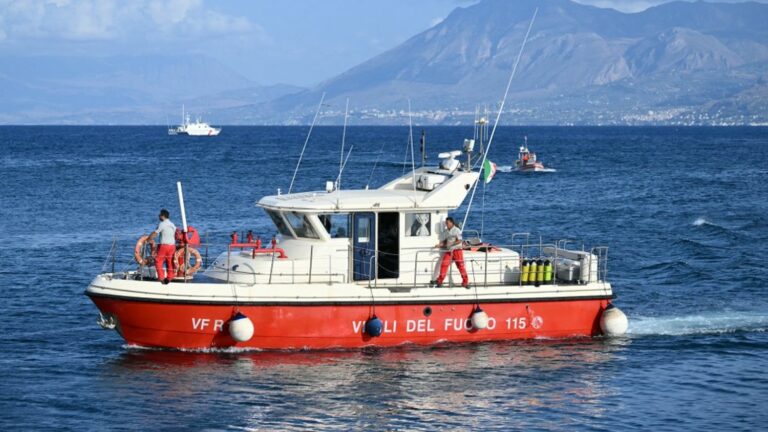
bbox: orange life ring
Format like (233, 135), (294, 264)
(134, 235), (156, 265)
(174, 247), (202, 277)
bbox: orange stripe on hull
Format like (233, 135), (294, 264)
(90, 296), (609, 350)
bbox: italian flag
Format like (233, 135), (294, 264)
(483, 159), (497, 184)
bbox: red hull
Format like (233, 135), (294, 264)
(90, 295), (610, 350)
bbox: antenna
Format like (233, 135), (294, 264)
(288, 92), (326, 194)
(337, 98), (349, 190)
(420, 129), (426, 167)
(401, 115), (410, 176)
(335, 145), (354, 186)
(408, 100), (417, 205)
(366, 140), (387, 189)
(462, 8), (538, 230)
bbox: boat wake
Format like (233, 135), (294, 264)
(691, 216), (744, 240)
(124, 344), (265, 353)
(693, 217), (709, 227)
(628, 312), (768, 336)
(496, 165), (557, 173)
(692, 217), (734, 231)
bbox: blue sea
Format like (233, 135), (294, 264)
(1, 126), (767, 431)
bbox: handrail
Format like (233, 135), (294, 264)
(101, 237), (610, 290)
(102, 237), (118, 273)
(229, 242), (288, 259)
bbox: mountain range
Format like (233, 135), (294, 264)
(3, 0), (768, 125)
(0, 55), (302, 125)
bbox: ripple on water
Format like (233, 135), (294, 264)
(1, 126), (767, 430)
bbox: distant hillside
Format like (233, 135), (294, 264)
(243, 0), (768, 125)
(0, 55), (303, 124)
(2, 0), (767, 125)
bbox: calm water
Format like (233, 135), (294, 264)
(1, 126), (767, 430)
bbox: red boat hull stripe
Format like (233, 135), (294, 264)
(86, 291), (613, 306)
(90, 296), (611, 350)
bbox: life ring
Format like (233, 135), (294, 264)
(134, 235), (156, 265)
(174, 247), (202, 277)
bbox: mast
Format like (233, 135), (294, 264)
(420, 130), (426, 167)
(337, 98), (349, 190)
(288, 93), (326, 194)
(462, 7), (538, 230)
(408, 100), (417, 206)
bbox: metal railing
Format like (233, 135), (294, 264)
(223, 244), (349, 285)
(100, 235), (610, 289)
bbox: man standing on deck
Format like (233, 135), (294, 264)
(148, 209), (176, 284)
(433, 217), (469, 288)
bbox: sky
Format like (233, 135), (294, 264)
(0, 0), (764, 87)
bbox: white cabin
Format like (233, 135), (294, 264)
(202, 154), (523, 288)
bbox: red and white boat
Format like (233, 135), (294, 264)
(88, 10), (625, 350)
(514, 136), (548, 172)
(86, 149), (628, 350)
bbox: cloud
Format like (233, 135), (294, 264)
(573, 0), (768, 13)
(0, 0), (261, 43)
(148, 0), (201, 26)
(571, 0), (661, 12)
(429, 16), (444, 27)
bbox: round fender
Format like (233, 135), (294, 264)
(600, 304), (629, 336)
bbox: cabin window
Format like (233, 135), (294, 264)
(356, 217), (371, 243)
(405, 213), (431, 237)
(284, 211), (319, 239)
(266, 210), (293, 237)
(318, 213), (350, 238)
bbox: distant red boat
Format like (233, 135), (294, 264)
(515, 136), (548, 172)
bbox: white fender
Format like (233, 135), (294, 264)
(229, 313), (254, 342)
(600, 304), (628, 336)
(471, 308), (489, 330)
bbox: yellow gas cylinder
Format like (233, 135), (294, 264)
(535, 258), (544, 286)
(544, 259), (553, 284)
(521, 259), (530, 284)
(529, 260), (538, 286)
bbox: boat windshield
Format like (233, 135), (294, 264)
(266, 210), (294, 238)
(284, 211), (319, 239)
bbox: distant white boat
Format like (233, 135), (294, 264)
(168, 105), (221, 136)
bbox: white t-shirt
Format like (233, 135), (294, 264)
(440, 226), (462, 251)
(155, 219), (177, 245)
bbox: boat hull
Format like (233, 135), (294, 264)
(88, 294), (610, 350)
(186, 129), (221, 136)
(516, 162), (546, 172)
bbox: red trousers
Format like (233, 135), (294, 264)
(436, 249), (469, 286)
(155, 244), (176, 280)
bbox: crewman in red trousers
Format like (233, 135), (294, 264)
(148, 208), (176, 284)
(432, 216), (469, 288)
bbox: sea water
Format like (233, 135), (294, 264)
(0, 126), (766, 430)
